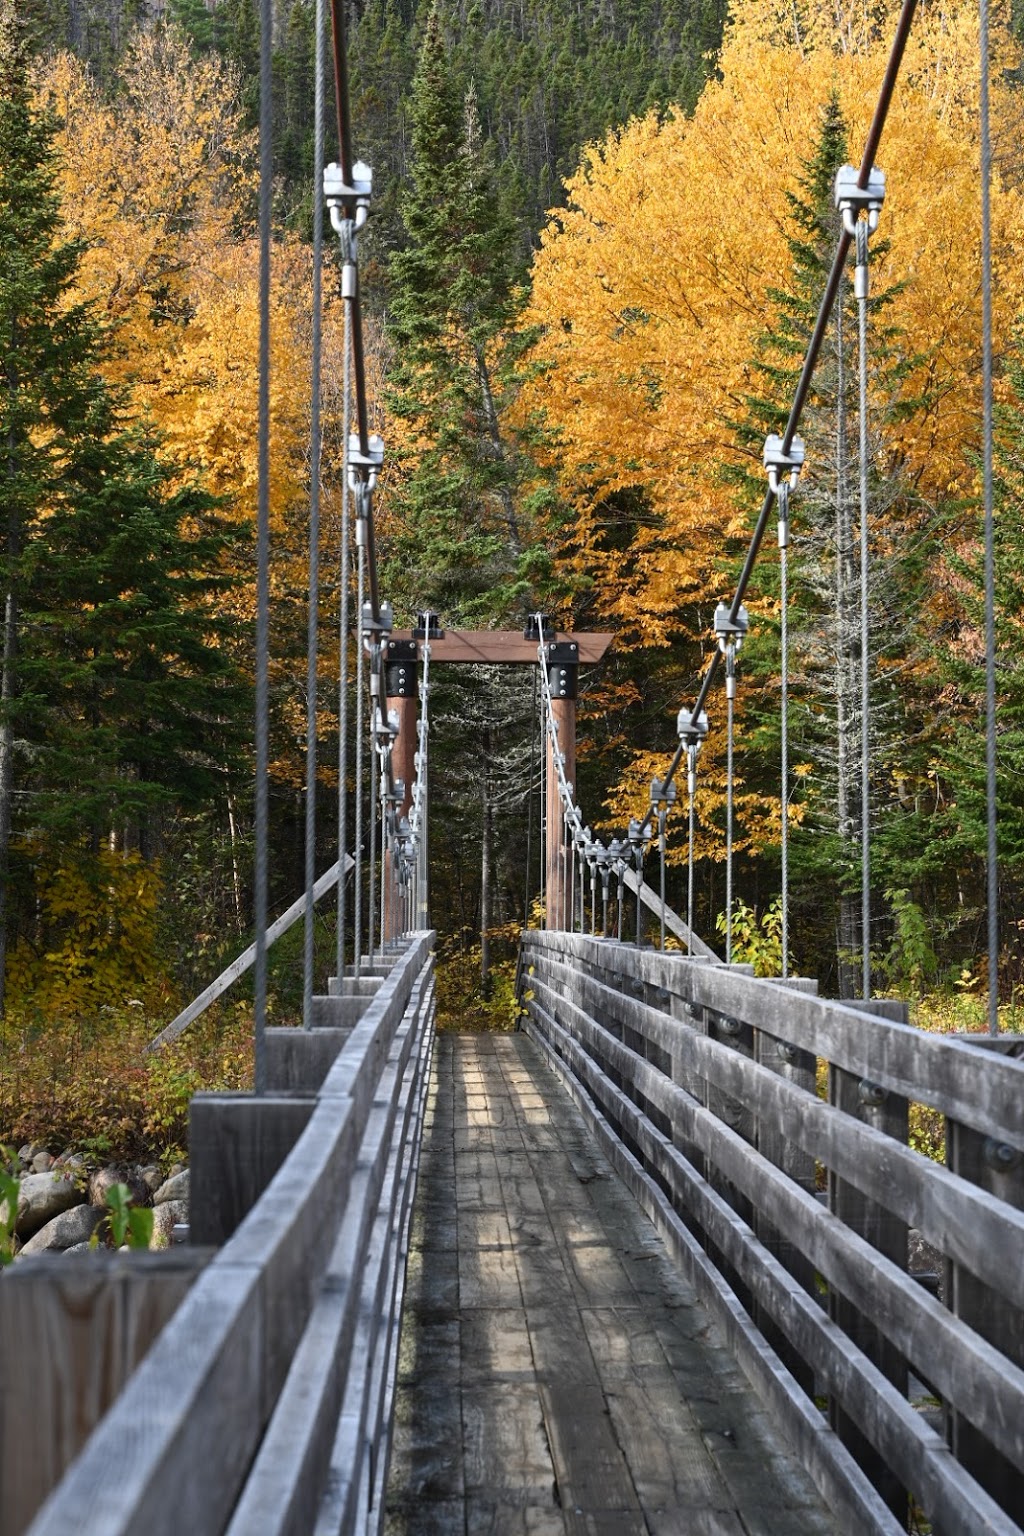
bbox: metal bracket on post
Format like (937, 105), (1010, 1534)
(546, 640), (579, 700)
(361, 600), (394, 640)
(385, 639), (418, 698)
(526, 613), (556, 642)
(412, 610), (444, 641)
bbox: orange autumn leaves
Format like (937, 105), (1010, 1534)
(521, 0), (1024, 649)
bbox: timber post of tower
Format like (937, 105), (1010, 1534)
(384, 639), (417, 941)
(544, 642), (578, 931)
(384, 626), (613, 936)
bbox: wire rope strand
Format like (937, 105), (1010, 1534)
(634, 0), (919, 839)
(779, 482), (790, 979)
(525, 667), (536, 926)
(302, 0), (327, 1031)
(368, 663), (378, 966)
(980, 0), (999, 1034)
(253, 0), (273, 1094)
(856, 217), (871, 1000)
(725, 649), (736, 966)
(336, 305), (352, 982)
(659, 815), (667, 952)
(687, 752), (696, 956)
(353, 541), (365, 979)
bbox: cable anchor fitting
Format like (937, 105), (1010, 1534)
(835, 165), (885, 300)
(361, 599), (394, 640)
(324, 160), (373, 239)
(714, 603), (749, 700)
(348, 433), (385, 494)
(763, 432), (805, 546)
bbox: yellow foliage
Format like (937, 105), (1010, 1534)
(521, 0), (1024, 648)
(6, 843), (163, 1013)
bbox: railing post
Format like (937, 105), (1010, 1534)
(942, 1036), (1024, 1524)
(702, 967), (756, 1310)
(827, 997), (909, 1524)
(754, 978), (819, 1394)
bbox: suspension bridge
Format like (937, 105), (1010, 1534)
(3, 0), (1024, 1532)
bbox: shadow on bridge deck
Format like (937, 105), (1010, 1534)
(385, 1033), (834, 1536)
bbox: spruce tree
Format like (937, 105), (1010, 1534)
(728, 97), (933, 989)
(0, 1), (245, 1005)
(384, 2), (525, 623)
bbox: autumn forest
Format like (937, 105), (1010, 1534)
(1, 0), (1022, 1156)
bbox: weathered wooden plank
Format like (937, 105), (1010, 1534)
(526, 1005), (1021, 1536)
(265, 1025), (351, 1092)
(25, 934), (434, 1536)
(189, 1093), (316, 1246)
(530, 958), (1024, 1313)
(828, 1051), (909, 1522)
(527, 974), (1024, 1474)
(224, 975), (433, 1536)
(944, 1112), (1024, 1524)
(388, 628), (613, 664)
(523, 932), (1024, 1144)
(522, 1014), (902, 1536)
(0, 1251), (213, 1536)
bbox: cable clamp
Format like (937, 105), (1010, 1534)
(650, 777), (678, 809)
(834, 164), (885, 238)
(714, 602), (749, 653)
(361, 599), (394, 638)
(324, 160), (373, 237)
(677, 707), (709, 751)
(627, 817), (653, 860)
(763, 433), (805, 496)
(348, 433), (385, 493)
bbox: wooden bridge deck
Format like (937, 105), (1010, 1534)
(385, 1033), (834, 1536)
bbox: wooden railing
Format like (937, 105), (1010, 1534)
(519, 930), (1024, 1536)
(15, 932), (435, 1536)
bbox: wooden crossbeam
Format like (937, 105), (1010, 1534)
(389, 629), (613, 664)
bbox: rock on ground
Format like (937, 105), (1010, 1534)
(19, 1203), (103, 1256)
(89, 1166), (148, 1209)
(149, 1200), (189, 1249)
(153, 1170), (189, 1206)
(15, 1173), (82, 1237)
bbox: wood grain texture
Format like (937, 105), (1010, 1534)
(525, 1006), (1020, 1536)
(24, 935), (436, 1536)
(522, 931), (1024, 1143)
(384, 1034), (834, 1536)
(388, 630), (613, 664)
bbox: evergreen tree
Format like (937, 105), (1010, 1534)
(384, 2), (527, 623)
(728, 97), (933, 989)
(0, 1), (245, 1005)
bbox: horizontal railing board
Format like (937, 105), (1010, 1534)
(528, 970), (1024, 1472)
(527, 1000), (1020, 1536)
(531, 957), (1024, 1314)
(28, 934), (435, 1536)
(225, 973), (434, 1536)
(524, 932), (1024, 1149)
(521, 1014), (904, 1536)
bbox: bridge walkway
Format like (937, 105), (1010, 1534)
(385, 1033), (834, 1536)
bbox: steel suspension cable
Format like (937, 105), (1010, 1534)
(725, 648), (736, 964)
(634, 0), (919, 841)
(353, 536), (365, 979)
(336, 303), (352, 982)
(302, 0), (327, 1031)
(253, 0), (273, 1093)
(980, 0), (999, 1034)
(856, 217), (873, 999)
(778, 482), (790, 979)
(368, 649), (378, 966)
(687, 748), (697, 955)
